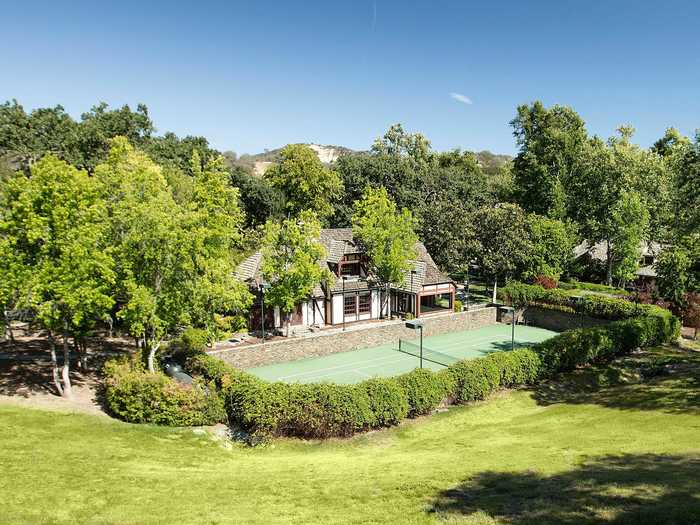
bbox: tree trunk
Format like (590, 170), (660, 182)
(492, 279), (498, 304)
(606, 240), (613, 286)
(285, 313), (290, 337)
(49, 332), (63, 397)
(74, 337), (82, 370)
(146, 337), (163, 373)
(61, 322), (73, 399)
(147, 348), (156, 373)
(3, 311), (14, 343)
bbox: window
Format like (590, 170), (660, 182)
(341, 262), (359, 276)
(358, 293), (371, 314)
(344, 295), (356, 316)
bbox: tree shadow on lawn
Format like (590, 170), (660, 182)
(430, 453), (700, 524)
(0, 334), (134, 398)
(530, 347), (700, 415)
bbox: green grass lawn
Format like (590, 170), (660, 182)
(2, 345), (699, 525)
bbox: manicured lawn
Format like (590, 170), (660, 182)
(1, 345), (699, 524)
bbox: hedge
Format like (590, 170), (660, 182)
(103, 357), (225, 426)
(103, 288), (680, 440)
(499, 282), (666, 321)
(558, 279), (630, 296)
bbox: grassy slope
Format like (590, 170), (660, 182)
(1, 346), (699, 525)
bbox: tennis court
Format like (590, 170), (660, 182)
(247, 324), (557, 384)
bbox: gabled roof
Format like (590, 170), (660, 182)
(235, 229), (452, 297)
(235, 252), (263, 283)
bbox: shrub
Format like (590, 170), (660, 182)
(185, 353), (241, 388)
(225, 378), (378, 439)
(454, 299), (463, 312)
(448, 358), (502, 403)
(103, 357), (225, 426)
(533, 275), (557, 289)
(558, 279), (630, 296)
(500, 282), (671, 321)
(169, 327), (210, 360)
(484, 349), (541, 386)
(363, 378), (409, 426)
(396, 368), (452, 416)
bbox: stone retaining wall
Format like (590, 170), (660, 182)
(498, 305), (608, 332)
(209, 307), (497, 369)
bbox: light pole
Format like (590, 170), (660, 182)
(259, 281), (270, 341)
(410, 269), (417, 317)
(465, 263), (470, 311)
(405, 319), (424, 368)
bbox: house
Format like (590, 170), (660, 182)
(572, 240), (662, 286)
(236, 228), (456, 333)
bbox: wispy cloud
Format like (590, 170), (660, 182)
(449, 92), (472, 105)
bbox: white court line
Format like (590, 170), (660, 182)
(275, 351), (404, 380)
(271, 328), (554, 382)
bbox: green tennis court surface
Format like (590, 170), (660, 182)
(247, 324), (557, 384)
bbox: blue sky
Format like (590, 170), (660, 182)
(2, 1), (699, 155)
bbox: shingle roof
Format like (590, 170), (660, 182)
(235, 252), (263, 282)
(235, 229), (452, 298)
(574, 240), (663, 261)
(635, 265), (657, 278)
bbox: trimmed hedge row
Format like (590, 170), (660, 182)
(499, 282), (666, 321)
(103, 287), (680, 438)
(558, 279), (630, 296)
(184, 348), (542, 439)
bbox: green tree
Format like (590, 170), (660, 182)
(97, 139), (251, 371)
(264, 144), (343, 221)
(656, 246), (693, 307)
(609, 191), (649, 284)
(183, 152), (252, 334)
(73, 102), (153, 171)
(673, 132), (700, 237)
(0, 100), (78, 170)
(352, 187), (418, 317)
(524, 215), (574, 281)
(510, 102), (587, 219)
(96, 138), (180, 371)
(144, 132), (219, 175)
(261, 210), (330, 335)
(569, 129), (664, 284)
(230, 166), (285, 228)
(468, 203), (533, 302)
(651, 127), (690, 158)
(1, 156), (114, 397)
(417, 199), (474, 273)
(371, 123), (433, 167)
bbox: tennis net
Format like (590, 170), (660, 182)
(396, 339), (460, 367)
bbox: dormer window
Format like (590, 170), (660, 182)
(341, 262), (359, 276)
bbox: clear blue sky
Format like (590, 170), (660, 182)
(2, 1), (699, 155)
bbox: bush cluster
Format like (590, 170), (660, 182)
(103, 289), (679, 440)
(558, 279), (630, 296)
(103, 357), (225, 426)
(167, 328), (210, 360)
(500, 282), (667, 321)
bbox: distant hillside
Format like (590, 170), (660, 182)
(474, 151), (512, 175)
(237, 144), (356, 176)
(235, 144), (511, 177)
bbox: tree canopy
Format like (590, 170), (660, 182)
(352, 187), (418, 315)
(264, 144), (343, 222)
